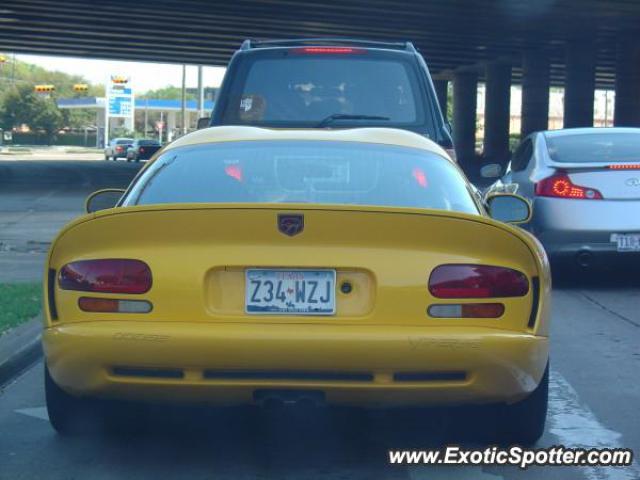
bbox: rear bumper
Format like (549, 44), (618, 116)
(531, 197), (640, 257)
(43, 321), (548, 407)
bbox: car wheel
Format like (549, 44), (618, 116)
(45, 364), (101, 435)
(498, 362), (549, 445)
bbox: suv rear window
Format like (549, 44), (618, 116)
(219, 53), (427, 129)
(123, 141), (476, 214)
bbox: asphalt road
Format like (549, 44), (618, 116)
(0, 160), (142, 282)
(0, 160), (639, 480)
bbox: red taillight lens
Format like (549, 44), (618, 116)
(224, 164), (243, 181)
(412, 167), (428, 188)
(59, 259), (152, 294)
(429, 264), (529, 298)
(535, 173), (603, 199)
(293, 47), (365, 54)
(139, 147), (145, 153)
(116, 146), (123, 152)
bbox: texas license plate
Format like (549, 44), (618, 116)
(612, 234), (640, 252)
(245, 269), (336, 315)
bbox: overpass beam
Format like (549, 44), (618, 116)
(453, 71), (478, 166)
(433, 79), (449, 120)
(483, 61), (512, 162)
(521, 49), (550, 136)
(614, 35), (640, 127)
(564, 37), (596, 128)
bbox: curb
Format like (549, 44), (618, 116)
(0, 317), (43, 387)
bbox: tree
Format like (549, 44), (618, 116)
(0, 83), (63, 143)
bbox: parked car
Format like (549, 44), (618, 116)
(204, 38), (455, 159)
(104, 138), (134, 161)
(482, 127), (640, 267)
(44, 126), (549, 444)
(126, 139), (162, 162)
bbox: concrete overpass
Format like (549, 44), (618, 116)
(1, 0), (640, 164)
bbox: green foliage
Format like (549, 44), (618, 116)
(0, 54), (103, 133)
(140, 85), (196, 101)
(0, 282), (41, 334)
(0, 83), (63, 139)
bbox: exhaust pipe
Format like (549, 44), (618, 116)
(254, 390), (325, 409)
(576, 250), (593, 268)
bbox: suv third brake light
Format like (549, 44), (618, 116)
(535, 172), (603, 200)
(293, 47), (366, 54)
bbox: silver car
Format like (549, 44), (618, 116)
(483, 127), (640, 267)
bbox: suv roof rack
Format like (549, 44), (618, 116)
(241, 38), (416, 52)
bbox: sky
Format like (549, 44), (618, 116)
(14, 54), (227, 93)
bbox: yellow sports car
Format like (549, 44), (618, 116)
(43, 126), (550, 443)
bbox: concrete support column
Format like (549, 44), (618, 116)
(483, 61), (512, 161)
(614, 35), (640, 126)
(521, 49), (550, 136)
(433, 79), (449, 119)
(453, 71), (478, 165)
(564, 37), (596, 128)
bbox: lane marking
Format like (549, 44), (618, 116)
(549, 370), (640, 480)
(15, 407), (49, 421)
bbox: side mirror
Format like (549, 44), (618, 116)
(486, 194), (531, 224)
(196, 117), (211, 130)
(480, 163), (502, 178)
(85, 188), (126, 213)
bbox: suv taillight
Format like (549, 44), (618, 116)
(535, 173), (603, 199)
(429, 264), (529, 298)
(59, 259), (152, 294)
(292, 47), (366, 54)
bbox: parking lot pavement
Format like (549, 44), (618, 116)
(0, 160), (639, 480)
(0, 160), (142, 282)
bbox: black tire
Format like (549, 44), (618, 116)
(45, 364), (98, 435)
(498, 362), (549, 445)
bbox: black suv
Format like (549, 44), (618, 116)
(208, 38), (453, 155)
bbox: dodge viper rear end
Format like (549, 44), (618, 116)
(43, 127), (550, 443)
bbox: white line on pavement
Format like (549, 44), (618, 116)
(549, 370), (639, 480)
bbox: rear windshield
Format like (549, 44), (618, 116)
(123, 141), (477, 214)
(138, 140), (160, 146)
(219, 53), (429, 130)
(545, 132), (640, 163)
(116, 139), (133, 144)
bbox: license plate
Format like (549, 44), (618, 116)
(611, 234), (640, 252)
(245, 269), (336, 315)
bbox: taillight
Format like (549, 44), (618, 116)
(429, 264), (529, 298)
(412, 167), (428, 188)
(428, 303), (505, 318)
(535, 173), (603, 199)
(78, 297), (152, 313)
(116, 146), (123, 152)
(292, 47), (366, 54)
(139, 147), (145, 153)
(225, 164), (243, 181)
(59, 259), (152, 294)
(609, 164), (640, 170)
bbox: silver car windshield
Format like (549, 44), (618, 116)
(122, 140), (478, 214)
